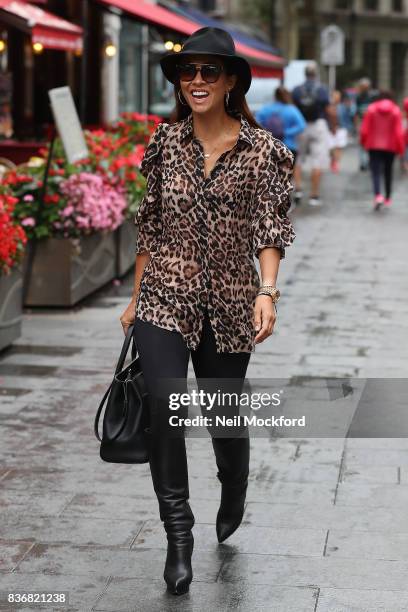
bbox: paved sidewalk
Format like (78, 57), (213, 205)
(1, 147), (408, 611)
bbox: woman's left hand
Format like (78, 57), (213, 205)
(253, 295), (277, 344)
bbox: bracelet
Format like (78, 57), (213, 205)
(257, 286), (280, 302)
(257, 290), (277, 299)
(257, 291), (278, 311)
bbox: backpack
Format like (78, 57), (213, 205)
(263, 112), (285, 141)
(296, 83), (320, 122)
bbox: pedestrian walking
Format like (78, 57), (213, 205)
(327, 90), (352, 173)
(402, 96), (408, 173)
(119, 27), (295, 596)
(255, 86), (306, 163)
(292, 62), (331, 206)
(354, 77), (378, 171)
(360, 90), (405, 210)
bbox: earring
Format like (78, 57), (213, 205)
(225, 90), (230, 107)
(178, 89), (188, 106)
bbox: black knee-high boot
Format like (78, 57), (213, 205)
(212, 435), (250, 543)
(148, 402), (194, 595)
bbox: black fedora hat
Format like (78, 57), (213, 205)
(160, 26), (252, 94)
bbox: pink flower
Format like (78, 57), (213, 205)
(61, 205), (74, 217)
(21, 217), (36, 227)
(59, 172), (126, 233)
(23, 194), (34, 202)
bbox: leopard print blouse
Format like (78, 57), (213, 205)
(134, 110), (296, 353)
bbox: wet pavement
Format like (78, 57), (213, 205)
(1, 147), (408, 611)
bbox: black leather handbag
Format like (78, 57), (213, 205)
(94, 324), (150, 464)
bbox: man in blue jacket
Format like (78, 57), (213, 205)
(292, 62), (331, 206)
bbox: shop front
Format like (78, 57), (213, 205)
(0, 0), (83, 161)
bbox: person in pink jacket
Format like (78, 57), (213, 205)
(403, 97), (408, 173)
(360, 90), (405, 209)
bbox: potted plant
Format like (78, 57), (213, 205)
(3, 113), (162, 306)
(0, 188), (28, 350)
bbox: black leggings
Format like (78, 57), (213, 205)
(368, 149), (395, 199)
(133, 308), (251, 438)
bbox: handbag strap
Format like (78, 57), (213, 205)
(94, 381), (113, 442)
(94, 324), (139, 442)
(114, 323), (135, 375)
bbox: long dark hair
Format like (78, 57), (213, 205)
(168, 58), (262, 128)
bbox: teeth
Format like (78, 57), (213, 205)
(192, 91), (208, 97)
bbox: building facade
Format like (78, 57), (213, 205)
(227, 0), (408, 97)
(317, 0), (408, 97)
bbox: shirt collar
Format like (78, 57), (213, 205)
(179, 111), (255, 148)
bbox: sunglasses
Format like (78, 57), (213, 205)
(175, 63), (223, 83)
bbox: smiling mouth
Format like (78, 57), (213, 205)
(191, 90), (210, 99)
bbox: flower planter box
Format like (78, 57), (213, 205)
(116, 218), (137, 277)
(0, 267), (23, 352)
(22, 230), (117, 307)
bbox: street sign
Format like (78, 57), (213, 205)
(320, 25), (345, 66)
(48, 86), (88, 164)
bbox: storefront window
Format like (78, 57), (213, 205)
(149, 59), (174, 119)
(148, 32), (176, 119)
(119, 18), (143, 113)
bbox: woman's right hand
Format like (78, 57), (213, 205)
(120, 298), (137, 336)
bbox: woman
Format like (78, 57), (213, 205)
(119, 27), (295, 596)
(360, 90), (405, 209)
(255, 85), (306, 164)
(327, 90), (350, 174)
(403, 96), (408, 173)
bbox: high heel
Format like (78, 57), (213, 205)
(164, 532), (194, 594)
(212, 435), (250, 543)
(216, 477), (248, 543)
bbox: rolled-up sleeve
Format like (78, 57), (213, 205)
(134, 121), (168, 255)
(250, 140), (296, 260)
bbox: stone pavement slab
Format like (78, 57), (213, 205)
(340, 465), (399, 484)
(218, 554), (408, 591)
(0, 540), (35, 572)
(335, 482), (408, 508)
(60, 493), (163, 521)
(0, 513), (144, 548)
(14, 543), (225, 583)
(132, 520), (326, 557)
(326, 529), (408, 561)
(244, 500), (408, 532)
(316, 587), (408, 612)
(94, 579), (317, 612)
(0, 572), (109, 611)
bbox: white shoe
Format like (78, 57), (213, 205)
(308, 196), (321, 206)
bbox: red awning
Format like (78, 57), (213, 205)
(98, 0), (284, 76)
(98, 0), (200, 36)
(0, 0), (83, 51)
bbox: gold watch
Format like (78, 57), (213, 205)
(257, 286), (281, 303)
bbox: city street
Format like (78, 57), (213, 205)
(1, 146), (408, 611)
